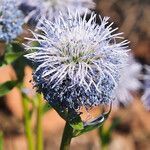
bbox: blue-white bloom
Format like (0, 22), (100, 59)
(25, 11), (129, 112)
(0, 0), (24, 42)
(41, 0), (95, 20)
(114, 56), (142, 106)
(142, 65), (150, 110)
(18, 0), (95, 24)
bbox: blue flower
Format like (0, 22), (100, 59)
(17, 0), (95, 25)
(114, 56), (142, 106)
(142, 65), (150, 110)
(0, 0), (24, 42)
(25, 11), (129, 112)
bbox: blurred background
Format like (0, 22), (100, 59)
(0, 0), (150, 149)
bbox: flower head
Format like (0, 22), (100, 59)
(42, 0), (95, 20)
(142, 65), (150, 110)
(0, 0), (24, 42)
(18, 0), (95, 25)
(25, 11), (129, 112)
(114, 56), (142, 106)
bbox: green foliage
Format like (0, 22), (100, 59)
(41, 102), (52, 115)
(12, 56), (27, 82)
(0, 23), (50, 150)
(60, 108), (112, 150)
(22, 94), (35, 150)
(4, 52), (22, 64)
(69, 115), (84, 131)
(0, 44), (23, 66)
(53, 104), (112, 138)
(36, 94), (43, 150)
(0, 81), (18, 97)
(99, 117), (121, 147)
(11, 42), (28, 82)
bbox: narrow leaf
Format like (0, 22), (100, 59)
(42, 102), (52, 115)
(0, 81), (18, 97)
(4, 52), (22, 64)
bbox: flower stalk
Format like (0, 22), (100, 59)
(0, 132), (3, 150)
(99, 126), (109, 150)
(60, 122), (73, 150)
(36, 95), (43, 150)
(22, 97), (35, 150)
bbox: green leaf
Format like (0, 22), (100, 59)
(72, 114), (105, 137)
(108, 117), (121, 133)
(99, 125), (110, 146)
(5, 43), (23, 64)
(0, 132), (3, 150)
(0, 43), (23, 66)
(12, 42), (28, 81)
(11, 42), (24, 53)
(9, 42), (27, 81)
(69, 115), (84, 131)
(4, 52), (22, 64)
(5, 44), (13, 53)
(0, 56), (4, 67)
(99, 116), (121, 146)
(41, 102), (52, 115)
(0, 81), (18, 97)
(12, 56), (27, 82)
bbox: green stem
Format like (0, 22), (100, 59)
(101, 144), (109, 150)
(99, 126), (109, 150)
(22, 98), (35, 150)
(36, 96), (43, 150)
(60, 122), (73, 150)
(0, 132), (3, 150)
